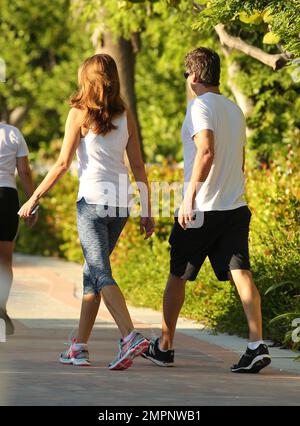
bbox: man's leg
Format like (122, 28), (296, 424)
(229, 269), (262, 342)
(229, 269), (271, 373)
(160, 273), (187, 350)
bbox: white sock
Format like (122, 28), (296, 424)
(248, 340), (264, 350)
(73, 342), (88, 350)
(123, 330), (137, 343)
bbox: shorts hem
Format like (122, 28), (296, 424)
(170, 267), (199, 282)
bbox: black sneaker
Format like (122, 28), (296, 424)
(231, 343), (271, 373)
(141, 337), (174, 367)
(0, 308), (15, 335)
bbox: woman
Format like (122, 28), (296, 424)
(0, 123), (38, 335)
(18, 54), (155, 370)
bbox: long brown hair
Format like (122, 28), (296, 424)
(70, 54), (126, 135)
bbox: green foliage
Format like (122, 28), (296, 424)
(134, 5), (206, 160)
(193, 0), (300, 56)
(2, 0), (299, 160)
(115, 0), (300, 161)
(0, 0), (92, 147)
(232, 57), (300, 159)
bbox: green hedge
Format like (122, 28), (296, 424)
(16, 149), (300, 349)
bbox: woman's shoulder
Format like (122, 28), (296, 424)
(68, 107), (86, 122)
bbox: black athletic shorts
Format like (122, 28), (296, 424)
(0, 187), (20, 241)
(169, 205), (251, 281)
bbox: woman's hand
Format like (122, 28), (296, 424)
(140, 216), (155, 240)
(18, 196), (38, 218)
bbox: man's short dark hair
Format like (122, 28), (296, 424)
(185, 47), (220, 86)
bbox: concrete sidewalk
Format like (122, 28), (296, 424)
(0, 253), (299, 406)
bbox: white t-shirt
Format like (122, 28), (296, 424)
(76, 112), (132, 207)
(0, 123), (29, 189)
(181, 92), (247, 211)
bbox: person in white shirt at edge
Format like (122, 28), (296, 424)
(142, 47), (271, 373)
(0, 123), (38, 335)
(18, 54), (155, 370)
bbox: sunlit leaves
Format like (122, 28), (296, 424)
(263, 31), (280, 45)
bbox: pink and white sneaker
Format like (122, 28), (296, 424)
(59, 338), (91, 366)
(109, 331), (149, 371)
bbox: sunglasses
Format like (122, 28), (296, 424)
(184, 71), (190, 79)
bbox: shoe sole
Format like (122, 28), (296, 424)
(109, 339), (149, 371)
(141, 352), (174, 367)
(59, 357), (91, 366)
(109, 357), (133, 371)
(231, 355), (271, 373)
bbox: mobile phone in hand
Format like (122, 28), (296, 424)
(186, 210), (204, 229)
(30, 205), (39, 215)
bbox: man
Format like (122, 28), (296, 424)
(143, 47), (271, 373)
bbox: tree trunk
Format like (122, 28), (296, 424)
(227, 61), (254, 118)
(9, 106), (31, 128)
(92, 28), (145, 158)
(0, 95), (9, 123)
(222, 48), (253, 118)
(227, 60), (254, 139)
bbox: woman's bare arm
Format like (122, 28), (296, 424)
(18, 108), (83, 217)
(16, 156), (35, 199)
(126, 109), (154, 238)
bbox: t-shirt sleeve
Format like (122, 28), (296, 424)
(16, 129), (29, 157)
(187, 99), (214, 138)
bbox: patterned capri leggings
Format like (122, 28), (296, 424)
(76, 197), (129, 295)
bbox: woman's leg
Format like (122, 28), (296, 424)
(101, 285), (134, 338)
(76, 261), (101, 343)
(76, 201), (133, 340)
(0, 187), (19, 314)
(76, 294), (101, 343)
(101, 211), (134, 338)
(0, 241), (15, 335)
(0, 241), (14, 311)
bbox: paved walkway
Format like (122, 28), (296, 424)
(0, 253), (299, 406)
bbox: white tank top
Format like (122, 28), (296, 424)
(76, 112), (132, 207)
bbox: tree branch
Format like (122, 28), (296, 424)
(0, 94), (9, 123)
(193, 2), (205, 13)
(214, 24), (288, 70)
(9, 105), (30, 128)
(131, 32), (141, 55)
(221, 46), (254, 118)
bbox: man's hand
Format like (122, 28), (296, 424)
(178, 198), (194, 230)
